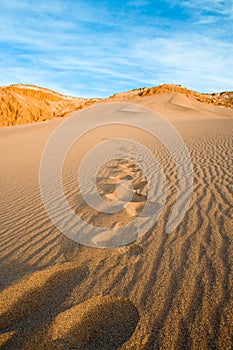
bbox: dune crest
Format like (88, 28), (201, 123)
(0, 83), (232, 127)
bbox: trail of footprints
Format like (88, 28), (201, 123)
(96, 158), (148, 217)
(1, 126), (232, 349)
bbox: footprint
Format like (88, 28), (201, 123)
(136, 186), (148, 197)
(133, 180), (148, 190)
(131, 192), (147, 202)
(126, 244), (144, 257)
(124, 201), (145, 216)
(50, 296), (140, 350)
(104, 191), (118, 201)
(0, 263), (89, 350)
(104, 182), (134, 202)
(116, 174), (133, 181)
(91, 229), (139, 248)
(0, 263), (89, 330)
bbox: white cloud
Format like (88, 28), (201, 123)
(0, 0), (232, 96)
(133, 33), (233, 92)
(170, 0), (233, 17)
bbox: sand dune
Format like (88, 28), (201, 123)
(0, 92), (232, 349)
(0, 83), (232, 127)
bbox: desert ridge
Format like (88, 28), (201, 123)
(0, 83), (232, 127)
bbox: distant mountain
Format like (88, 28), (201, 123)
(0, 83), (232, 127)
(0, 84), (100, 127)
(109, 84), (233, 108)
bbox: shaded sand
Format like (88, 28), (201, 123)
(50, 296), (139, 350)
(0, 94), (232, 349)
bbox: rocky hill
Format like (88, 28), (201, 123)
(110, 84), (233, 108)
(0, 84), (100, 127)
(0, 83), (232, 127)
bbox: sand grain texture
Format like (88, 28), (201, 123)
(0, 92), (232, 349)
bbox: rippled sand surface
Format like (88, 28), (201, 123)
(0, 94), (232, 349)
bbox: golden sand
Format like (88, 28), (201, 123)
(0, 91), (232, 349)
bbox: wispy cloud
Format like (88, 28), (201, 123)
(0, 0), (232, 96)
(133, 33), (233, 92)
(127, 0), (148, 7)
(169, 0), (233, 16)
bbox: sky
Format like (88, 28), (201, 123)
(0, 0), (233, 97)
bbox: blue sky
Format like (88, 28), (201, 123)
(0, 0), (232, 97)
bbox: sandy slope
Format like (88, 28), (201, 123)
(0, 93), (232, 349)
(1, 83), (232, 127)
